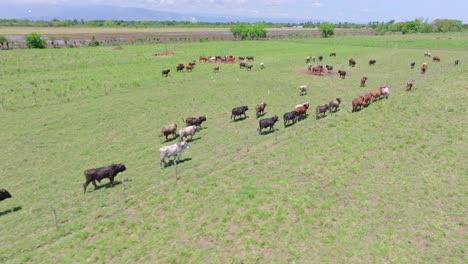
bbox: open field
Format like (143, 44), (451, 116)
(0, 33), (467, 263)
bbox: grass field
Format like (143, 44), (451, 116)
(0, 33), (467, 263)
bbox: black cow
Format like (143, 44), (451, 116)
(176, 64), (184, 72)
(245, 65), (254, 71)
(329, 52), (336, 57)
(349, 58), (356, 67)
(318, 55), (323, 61)
(338, 70), (346, 79)
(239, 61), (248, 69)
(283, 111), (297, 127)
(315, 104), (330, 119)
(231, 106), (249, 121)
(410, 62), (416, 68)
(258, 116), (279, 134)
(454, 60), (460, 66)
(0, 189), (12, 202)
(369, 59), (376, 65)
(162, 69), (170, 77)
(326, 65), (333, 72)
(184, 116), (207, 127)
(83, 164), (126, 193)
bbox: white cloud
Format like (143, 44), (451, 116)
(311, 1), (322, 8)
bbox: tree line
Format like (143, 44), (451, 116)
(368, 19), (464, 34)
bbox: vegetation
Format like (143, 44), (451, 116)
(0, 34), (8, 49)
(0, 33), (467, 263)
(370, 19), (464, 35)
(25, 32), (47, 48)
(319, 22), (335, 38)
(230, 23), (267, 40)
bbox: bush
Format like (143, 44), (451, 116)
(25, 33), (47, 49)
(88, 36), (100, 47)
(319, 23), (335, 38)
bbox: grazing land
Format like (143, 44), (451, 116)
(0, 32), (467, 263)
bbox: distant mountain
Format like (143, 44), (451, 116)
(0, 4), (318, 23)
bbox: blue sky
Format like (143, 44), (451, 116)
(3, 0), (467, 22)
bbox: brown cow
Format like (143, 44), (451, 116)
(255, 102), (267, 118)
(371, 88), (383, 102)
(213, 66), (220, 73)
(186, 65), (194, 72)
(406, 80), (415, 91)
(421, 63), (427, 74)
(360, 76), (368, 87)
(352, 96), (364, 112)
(295, 102), (310, 119)
(160, 123), (178, 142)
(363, 92), (373, 106)
(432, 56), (440, 62)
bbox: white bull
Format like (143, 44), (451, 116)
(178, 125), (200, 142)
(159, 141), (189, 168)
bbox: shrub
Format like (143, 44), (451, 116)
(25, 33), (47, 49)
(319, 23), (335, 38)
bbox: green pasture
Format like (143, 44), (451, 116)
(0, 33), (467, 263)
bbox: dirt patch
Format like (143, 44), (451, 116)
(300, 69), (341, 77)
(153, 51), (176, 57)
(112, 46), (124, 50)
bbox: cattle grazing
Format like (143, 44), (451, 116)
(329, 52), (336, 57)
(188, 61), (196, 66)
(246, 56), (254, 61)
(311, 65), (324, 74)
(259, 62), (265, 69)
(454, 60), (459, 66)
(159, 141), (189, 168)
(295, 102), (310, 119)
(307, 63), (312, 71)
(305, 56), (311, 63)
(410, 62), (416, 68)
(371, 88), (383, 102)
(299, 85), (308, 96)
(213, 66), (220, 73)
(162, 69), (170, 77)
(326, 65), (333, 72)
(231, 106), (249, 121)
(406, 79), (415, 91)
(83, 164), (126, 193)
(380, 85), (390, 99)
(328, 98), (341, 113)
(349, 58), (356, 67)
(432, 56), (440, 62)
(184, 116), (207, 127)
(0, 189), (12, 202)
(178, 125), (201, 142)
(239, 61), (248, 69)
(421, 63), (428, 74)
(315, 104), (330, 119)
(245, 65), (254, 71)
(283, 111), (297, 127)
(352, 96), (364, 112)
(238, 56), (245, 61)
(255, 102), (267, 118)
(258, 116), (279, 134)
(160, 123), (178, 142)
(338, 70), (347, 79)
(318, 55), (323, 61)
(199, 56), (208, 62)
(186, 65), (194, 72)
(176, 64), (185, 72)
(369, 59), (376, 65)
(363, 92), (373, 106)
(360, 76), (368, 87)
(424, 52), (431, 57)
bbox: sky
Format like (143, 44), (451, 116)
(1, 0), (467, 23)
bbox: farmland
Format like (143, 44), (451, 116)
(0, 32), (467, 263)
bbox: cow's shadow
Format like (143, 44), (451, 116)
(259, 128), (278, 135)
(165, 158), (192, 167)
(184, 137), (201, 143)
(0, 206), (22, 217)
(330, 108), (341, 114)
(162, 135), (180, 143)
(284, 122), (297, 128)
(232, 116), (248, 122)
(94, 180), (123, 191)
(256, 112), (266, 118)
(316, 114), (328, 120)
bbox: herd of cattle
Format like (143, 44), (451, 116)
(0, 50), (462, 198)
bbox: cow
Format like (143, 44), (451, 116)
(326, 65), (333, 72)
(318, 55), (323, 61)
(199, 56), (208, 62)
(360, 76), (368, 87)
(162, 69), (170, 77)
(160, 123), (178, 142)
(176, 64), (185, 72)
(312, 65), (324, 74)
(363, 92), (373, 106)
(0, 189), (12, 202)
(295, 102), (310, 119)
(329, 52), (336, 57)
(369, 59), (376, 65)
(283, 111), (297, 127)
(410, 62), (416, 68)
(299, 85), (308, 96)
(159, 141), (189, 168)
(381, 85), (390, 99)
(246, 56), (254, 61)
(184, 116), (207, 128)
(315, 104), (330, 119)
(432, 56), (440, 62)
(406, 80), (415, 91)
(371, 88), (383, 102)
(245, 65), (253, 71)
(307, 63), (312, 71)
(424, 52), (431, 57)
(257, 116), (279, 134)
(186, 65), (194, 72)
(213, 66), (220, 73)
(349, 58), (356, 67)
(259, 62), (265, 69)
(178, 125), (201, 142)
(338, 70), (346, 79)
(231, 106), (249, 121)
(454, 60), (459, 66)
(83, 163), (126, 193)
(188, 61), (196, 66)
(239, 61), (248, 69)
(305, 56), (311, 63)
(421, 63), (428, 74)
(255, 102), (267, 118)
(352, 96), (364, 112)
(328, 98), (341, 113)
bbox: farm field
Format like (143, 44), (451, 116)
(0, 33), (467, 263)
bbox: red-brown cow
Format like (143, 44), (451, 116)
(295, 102), (310, 119)
(352, 96), (364, 112)
(363, 92), (373, 106)
(360, 76), (368, 87)
(421, 63), (428, 74)
(255, 102), (267, 118)
(406, 80), (415, 91)
(432, 56), (440, 62)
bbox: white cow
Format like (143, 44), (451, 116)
(159, 141), (189, 168)
(299, 85), (308, 96)
(178, 125), (200, 142)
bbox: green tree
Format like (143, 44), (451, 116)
(25, 32), (47, 49)
(0, 35), (8, 49)
(319, 23), (335, 38)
